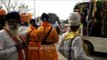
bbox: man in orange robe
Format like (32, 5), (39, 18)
(36, 13), (59, 60)
(27, 19), (40, 60)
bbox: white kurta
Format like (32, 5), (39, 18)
(0, 29), (25, 60)
(18, 26), (29, 39)
(58, 32), (93, 60)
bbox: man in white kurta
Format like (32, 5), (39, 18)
(0, 12), (26, 60)
(58, 12), (93, 60)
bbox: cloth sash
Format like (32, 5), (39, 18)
(65, 31), (80, 40)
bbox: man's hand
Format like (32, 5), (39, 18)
(15, 42), (26, 51)
(22, 42), (27, 48)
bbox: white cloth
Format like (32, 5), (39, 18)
(58, 32), (93, 60)
(0, 29), (25, 60)
(18, 26), (29, 35)
(18, 26), (29, 34)
(18, 26), (29, 39)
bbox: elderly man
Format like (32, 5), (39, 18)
(0, 12), (26, 60)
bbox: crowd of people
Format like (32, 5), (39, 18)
(0, 11), (94, 60)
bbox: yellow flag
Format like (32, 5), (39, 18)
(92, 0), (96, 17)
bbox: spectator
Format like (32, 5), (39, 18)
(18, 22), (29, 35)
(58, 12), (93, 60)
(27, 19), (40, 60)
(0, 12), (26, 60)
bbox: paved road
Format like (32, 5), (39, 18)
(92, 52), (107, 60)
(58, 51), (107, 60)
(58, 52), (67, 60)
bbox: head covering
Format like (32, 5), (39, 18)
(68, 12), (81, 26)
(0, 9), (6, 16)
(5, 11), (20, 22)
(30, 19), (36, 24)
(41, 13), (49, 22)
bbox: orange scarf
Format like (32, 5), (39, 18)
(4, 28), (24, 60)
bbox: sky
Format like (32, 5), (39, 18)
(20, 0), (90, 20)
(35, 1), (78, 20)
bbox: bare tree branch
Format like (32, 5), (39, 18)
(2, 0), (9, 12)
(1, 0), (30, 13)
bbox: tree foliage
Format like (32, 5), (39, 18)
(48, 13), (61, 24)
(63, 19), (68, 24)
(0, 0), (30, 13)
(18, 3), (30, 13)
(36, 16), (41, 23)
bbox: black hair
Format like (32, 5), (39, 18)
(21, 22), (28, 26)
(30, 19), (38, 29)
(0, 15), (6, 30)
(70, 25), (79, 32)
(41, 13), (49, 22)
(30, 19), (35, 24)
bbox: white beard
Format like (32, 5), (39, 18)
(5, 22), (21, 41)
(10, 29), (18, 37)
(6, 26), (19, 38)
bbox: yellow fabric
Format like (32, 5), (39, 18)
(92, 0), (96, 17)
(65, 31), (80, 40)
(80, 23), (83, 28)
(37, 22), (59, 60)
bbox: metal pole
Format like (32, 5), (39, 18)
(34, 0), (36, 18)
